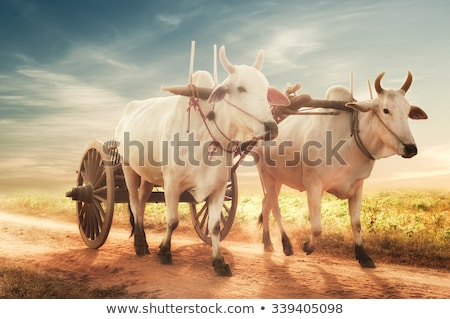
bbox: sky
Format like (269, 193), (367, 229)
(0, 0), (449, 194)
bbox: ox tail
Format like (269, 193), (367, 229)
(257, 213), (263, 229)
(128, 203), (135, 238)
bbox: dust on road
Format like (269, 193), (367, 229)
(0, 210), (448, 298)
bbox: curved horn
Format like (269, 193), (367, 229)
(400, 71), (413, 93)
(161, 85), (213, 100)
(253, 49), (264, 70)
(219, 45), (235, 74)
(374, 72), (385, 94)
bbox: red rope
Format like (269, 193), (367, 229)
(185, 84), (238, 157)
(187, 84), (201, 113)
(186, 84), (215, 137)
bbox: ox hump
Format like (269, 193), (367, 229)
(191, 70), (214, 88)
(325, 85), (353, 101)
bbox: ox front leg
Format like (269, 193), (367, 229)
(348, 185), (375, 268)
(157, 189), (180, 265)
(208, 186), (232, 276)
(272, 197), (294, 256)
(260, 193), (275, 253)
(260, 177), (293, 255)
(303, 187), (323, 255)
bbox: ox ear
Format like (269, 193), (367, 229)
(268, 86), (290, 106)
(345, 101), (373, 112)
(207, 84), (229, 104)
(409, 105), (428, 120)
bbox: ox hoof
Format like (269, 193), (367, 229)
(134, 245), (150, 256)
(264, 245), (275, 253)
(359, 258), (376, 268)
(302, 240), (315, 255)
(158, 251), (173, 265)
(213, 257), (232, 277)
(355, 245), (376, 268)
(282, 234), (294, 256)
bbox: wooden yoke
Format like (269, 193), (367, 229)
(162, 80), (352, 125)
(271, 93), (351, 123)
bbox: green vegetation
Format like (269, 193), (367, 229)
(235, 189), (449, 269)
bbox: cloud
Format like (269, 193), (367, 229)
(157, 14), (182, 27)
(5, 67), (127, 114)
(0, 62), (131, 192)
(0, 0), (448, 194)
(264, 27), (323, 66)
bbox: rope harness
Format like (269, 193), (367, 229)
(186, 84), (241, 159)
(351, 107), (409, 161)
(351, 110), (375, 160)
(186, 84), (387, 163)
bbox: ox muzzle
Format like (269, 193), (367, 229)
(402, 144), (418, 158)
(263, 121), (278, 141)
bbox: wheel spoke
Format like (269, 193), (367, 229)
(93, 169), (106, 189)
(222, 203), (231, 214)
(90, 207), (98, 240)
(87, 151), (97, 183)
(92, 199), (105, 225)
(224, 183), (232, 201)
(89, 204), (98, 240)
(93, 193), (107, 203)
(220, 212), (228, 225)
(85, 151), (93, 182)
(198, 205), (209, 230)
(194, 203), (207, 220)
(79, 203), (87, 231)
(93, 185), (108, 197)
(80, 166), (88, 184)
(93, 202), (102, 239)
(84, 204), (91, 239)
(88, 150), (99, 183)
(91, 153), (103, 187)
(201, 215), (209, 237)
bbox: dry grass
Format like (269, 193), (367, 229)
(0, 258), (142, 298)
(235, 188), (450, 269)
(0, 189), (448, 268)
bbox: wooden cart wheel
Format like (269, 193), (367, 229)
(189, 170), (238, 244)
(67, 140), (115, 249)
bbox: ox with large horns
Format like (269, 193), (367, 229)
(253, 71), (428, 268)
(114, 45), (289, 276)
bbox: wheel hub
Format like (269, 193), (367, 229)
(65, 184), (93, 203)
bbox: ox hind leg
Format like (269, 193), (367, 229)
(123, 166), (153, 256)
(259, 175), (293, 256)
(157, 186), (182, 265)
(348, 184), (375, 268)
(303, 185), (323, 255)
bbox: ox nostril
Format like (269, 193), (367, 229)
(403, 144), (418, 158)
(263, 121), (278, 140)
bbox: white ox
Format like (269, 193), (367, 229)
(253, 72), (428, 268)
(114, 46), (290, 276)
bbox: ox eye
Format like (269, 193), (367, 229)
(237, 86), (247, 93)
(383, 108), (390, 114)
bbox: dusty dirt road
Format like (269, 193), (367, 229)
(0, 210), (448, 299)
